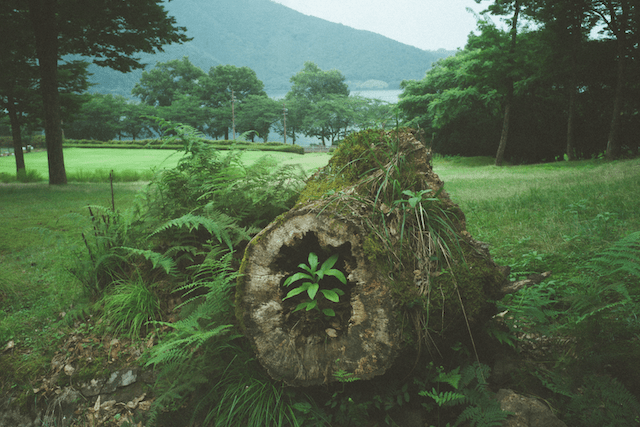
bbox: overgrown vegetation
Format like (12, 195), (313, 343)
(1, 124), (639, 426)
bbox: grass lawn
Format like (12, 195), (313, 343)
(0, 148), (332, 182)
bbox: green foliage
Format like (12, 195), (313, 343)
(398, 7), (639, 162)
(144, 251), (239, 424)
(99, 272), (160, 338)
(210, 369), (328, 427)
(68, 206), (139, 298)
(283, 252), (347, 317)
(495, 230), (640, 424)
(145, 119), (306, 229)
(16, 168), (44, 183)
(416, 363), (508, 427)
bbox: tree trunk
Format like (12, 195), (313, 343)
(28, 0), (67, 185)
(605, 33), (626, 160)
(236, 129), (508, 386)
(495, 0), (520, 167)
(602, 0), (629, 161)
(495, 88), (512, 167)
(566, 15), (581, 162)
(7, 101), (26, 179)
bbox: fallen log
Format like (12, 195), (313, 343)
(236, 129), (510, 386)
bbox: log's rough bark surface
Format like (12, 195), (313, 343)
(236, 129), (508, 386)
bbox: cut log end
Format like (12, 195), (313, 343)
(237, 211), (401, 387)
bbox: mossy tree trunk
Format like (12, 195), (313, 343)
(236, 129), (508, 387)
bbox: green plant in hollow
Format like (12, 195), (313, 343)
(283, 252), (347, 317)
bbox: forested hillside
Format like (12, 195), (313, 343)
(84, 0), (454, 95)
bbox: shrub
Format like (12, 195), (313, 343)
(62, 137), (306, 154)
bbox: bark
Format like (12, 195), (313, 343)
(495, 90), (512, 167)
(495, 0), (520, 167)
(7, 101), (26, 178)
(605, 33), (626, 160)
(566, 87), (576, 161)
(29, 0), (66, 185)
(566, 22), (580, 161)
(601, 0), (629, 161)
(237, 129), (508, 386)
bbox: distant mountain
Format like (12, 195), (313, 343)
(85, 0), (455, 96)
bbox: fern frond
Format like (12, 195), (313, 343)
(420, 389), (465, 407)
(145, 322), (235, 367)
(585, 231), (640, 279)
(120, 247), (177, 275)
(149, 212), (243, 249)
(455, 403), (507, 427)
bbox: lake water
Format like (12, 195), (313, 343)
(266, 89), (403, 145)
(268, 89), (402, 104)
(350, 89), (403, 103)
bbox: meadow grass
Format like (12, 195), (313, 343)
(0, 182), (142, 351)
(433, 156), (640, 272)
(0, 148), (331, 183)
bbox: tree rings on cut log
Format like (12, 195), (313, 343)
(237, 209), (400, 387)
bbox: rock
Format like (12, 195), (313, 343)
(79, 378), (106, 397)
(496, 389), (567, 427)
(43, 387), (83, 427)
(0, 397), (41, 427)
(101, 368), (138, 394)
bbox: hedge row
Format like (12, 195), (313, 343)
(0, 135), (46, 148)
(62, 138), (305, 154)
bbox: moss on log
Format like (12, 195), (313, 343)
(236, 129), (507, 387)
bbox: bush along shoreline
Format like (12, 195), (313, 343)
(62, 137), (306, 154)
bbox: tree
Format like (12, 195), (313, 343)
(159, 94), (213, 135)
(0, 2), (90, 179)
(288, 62), (350, 101)
(530, 0), (596, 160)
(476, 0), (524, 166)
(0, 2), (40, 179)
(303, 94), (354, 145)
(132, 57), (206, 107)
(200, 65), (268, 140)
(398, 23), (509, 156)
(118, 103), (155, 141)
(273, 98), (309, 144)
(588, 0), (636, 160)
(65, 93), (127, 141)
(286, 62), (350, 145)
(236, 95), (281, 142)
(20, 0), (189, 184)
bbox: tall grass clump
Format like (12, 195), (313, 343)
(99, 272), (161, 338)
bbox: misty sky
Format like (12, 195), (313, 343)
(271, 0), (484, 51)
